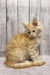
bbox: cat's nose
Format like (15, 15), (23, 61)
(31, 35), (33, 37)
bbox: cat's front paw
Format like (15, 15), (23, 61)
(33, 56), (42, 61)
(38, 56), (42, 60)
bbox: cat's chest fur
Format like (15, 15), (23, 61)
(28, 37), (40, 50)
(18, 33), (40, 49)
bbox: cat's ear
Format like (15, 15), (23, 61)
(22, 23), (27, 28)
(32, 17), (38, 26)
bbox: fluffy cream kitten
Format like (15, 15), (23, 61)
(4, 18), (45, 68)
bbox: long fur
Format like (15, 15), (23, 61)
(4, 20), (45, 69)
(4, 60), (45, 69)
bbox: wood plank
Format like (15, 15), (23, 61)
(17, 0), (29, 33)
(0, 51), (5, 57)
(30, 0), (41, 21)
(40, 0), (49, 55)
(0, 0), (6, 52)
(7, 0), (17, 42)
(40, 40), (49, 55)
(48, 2), (50, 55)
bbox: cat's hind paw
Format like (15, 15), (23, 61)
(38, 56), (42, 60)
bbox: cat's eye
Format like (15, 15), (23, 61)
(28, 31), (30, 34)
(32, 30), (35, 32)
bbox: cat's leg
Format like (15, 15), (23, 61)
(35, 45), (40, 55)
(35, 46), (42, 60)
(29, 49), (41, 61)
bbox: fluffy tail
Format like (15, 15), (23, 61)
(4, 60), (45, 69)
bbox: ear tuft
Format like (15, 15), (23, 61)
(22, 23), (27, 28)
(32, 17), (38, 26)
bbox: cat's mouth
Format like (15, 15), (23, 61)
(30, 35), (35, 39)
(30, 34), (38, 39)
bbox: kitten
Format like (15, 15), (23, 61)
(4, 18), (45, 68)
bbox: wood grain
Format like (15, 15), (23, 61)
(6, 0), (17, 42)
(0, 0), (6, 52)
(48, 1), (50, 55)
(30, 0), (41, 21)
(40, 0), (49, 55)
(17, 0), (29, 33)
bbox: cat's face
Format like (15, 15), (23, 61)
(23, 22), (42, 39)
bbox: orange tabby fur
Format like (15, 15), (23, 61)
(4, 18), (45, 69)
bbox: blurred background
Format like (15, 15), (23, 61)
(0, 0), (50, 57)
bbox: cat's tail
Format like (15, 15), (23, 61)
(4, 60), (45, 69)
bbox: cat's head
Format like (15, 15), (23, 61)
(22, 18), (42, 39)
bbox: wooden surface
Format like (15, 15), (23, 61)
(0, 0), (6, 56)
(0, 0), (50, 56)
(0, 56), (50, 75)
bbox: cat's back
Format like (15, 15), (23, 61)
(9, 33), (28, 43)
(7, 33), (29, 49)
